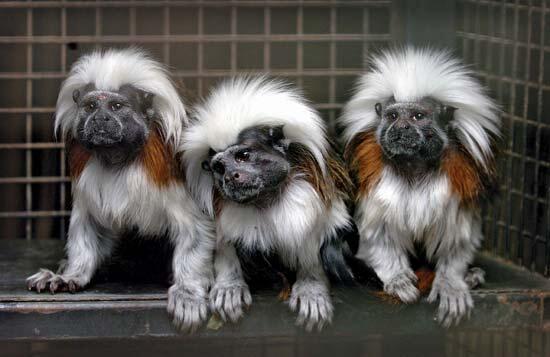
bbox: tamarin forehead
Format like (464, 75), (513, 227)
(81, 90), (129, 102)
(237, 124), (285, 144)
(76, 84), (154, 115)
(384, 97), (441, 112)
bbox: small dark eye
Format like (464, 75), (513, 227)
(413, 112), (425, 120)
(86, 102), (96, 112)
(235, 150), (250, 162)
(111, 102), (123, 111)
(387, 112), (398, 120)
(208, 148), (216, 157)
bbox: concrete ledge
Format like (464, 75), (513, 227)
(1, 240), (550, 340)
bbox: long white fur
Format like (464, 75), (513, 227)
(26, 48), (214, 333)
(341, 47), (500, 327)
(55, 47), (186, 146)
(341, 47), (500, 170)
(183, 76), (350, 330)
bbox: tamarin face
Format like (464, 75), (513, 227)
(375, 97), (455, 168)
(202, 125), (290, 206)
(72, 84), (155, 165)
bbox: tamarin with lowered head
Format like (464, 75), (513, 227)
(182, 77), (355, 331)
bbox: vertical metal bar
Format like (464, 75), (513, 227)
(533, 1), (546, 270)
(129, 4), (136, 37)
(197, 1), (204, 96)
(328, 5), (336, 133)
(493, 0), (507, 254)
(60, 0), (67, 240)
(362, 5), (369, 70)
(263, 6), (271, 71)
(25, 6), (33, 240)
(518, 0), (533, 268)
(296, 4), (303, 88)
(473, 1), (480, 73)
(95, 0), (102, 50)
(230, 3), (237, 75)
(163, 5), (170, 65)
(505, 1), (520, 263)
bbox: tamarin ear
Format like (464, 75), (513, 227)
(267, 125), (287, 155)
(138, 90), (155, 117)
(441, 105), (457, 124)
(268, 125), (285, 143)
(201, 148), (217, 171)
(375, 103), (382, 117)
(72, 89), (81, 103)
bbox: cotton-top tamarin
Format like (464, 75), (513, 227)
(340, 47), (500, 326)
(26, 48), (214, 332)
(183, 77), (355, 331)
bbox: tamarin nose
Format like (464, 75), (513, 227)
(395, 119), (410, 130)
(224, 171), (246, 183)
(93, 115), (112, 123)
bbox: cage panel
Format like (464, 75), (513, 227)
(0, 0), (392, 241)
(458, 0), (550, 274)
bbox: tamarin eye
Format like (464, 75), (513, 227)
(86, 102), (97, 112)
(111, 102), (123, 111)
(208, 148), (217, 157)
(413, 112), (425, 120)
(235, 150), (250, 162)
(387, 112), (398, 120)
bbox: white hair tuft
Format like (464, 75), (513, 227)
(55, 47), (186, 147)
(182, 75), (330, 216)
(340, 46), (500, 169)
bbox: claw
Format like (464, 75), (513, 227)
(429, 275), (473, 327)
(289, 281), (333, 332)
(384, 272), (420, 303)
(209, 281), (251, 323)
(167, 284), (209, 333)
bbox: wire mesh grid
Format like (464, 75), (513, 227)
(456, 0), (550, 275)
(0, 0), (392, 240)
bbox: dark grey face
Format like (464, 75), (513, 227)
(376, 97), (455, 168)
(202, 125), (290, 206)
(73, 84), (155, 166)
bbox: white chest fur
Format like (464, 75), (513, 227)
(73, 158), (188, 235)
(217, 179), (325, 253)
(359, 167), (454, 238)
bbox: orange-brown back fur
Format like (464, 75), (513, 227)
(442, 145), (496, 206)
(287, 142), (353, 206)
(345, 131), (384, 198)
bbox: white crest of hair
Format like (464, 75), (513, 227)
(182, 75), (329, 216)
(55, 47), (186, 146)
(340, 46), (500, 170)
